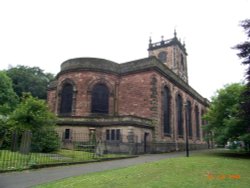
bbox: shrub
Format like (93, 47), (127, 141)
(31, 128), (60, 153)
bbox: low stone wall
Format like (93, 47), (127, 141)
(151, 142), (208, 153)
(105, 142), (146, 155)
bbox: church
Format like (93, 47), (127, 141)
(47, 32), (209, 154)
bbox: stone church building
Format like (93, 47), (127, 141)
(47, 32), (209, 154)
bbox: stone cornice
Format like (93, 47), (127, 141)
(56, 115), (154, 128)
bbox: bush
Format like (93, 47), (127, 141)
(31, 128), (60, 153)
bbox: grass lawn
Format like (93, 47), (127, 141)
(34, 150), (250, 188)
(0, 149), (128, 171)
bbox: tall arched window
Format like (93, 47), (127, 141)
(60, 83), (73, 114)
(176, 94), (183, 136)
(91, 83), (109, 114)
(195, 106), (200, 139)
(163, 87), (171, 134)
(187, 100), (192, 138)
(201, 109), (205, 138)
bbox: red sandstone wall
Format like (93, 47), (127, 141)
(47, 69), (207, 144)
(54, 71), (119, 116)
(118, 71), (154, 118)
(47, 89), (57, 113)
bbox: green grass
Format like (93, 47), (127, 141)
(0, 149), (128, 171)
(34, 150), (250, 188)
(0, 150), (61, 170)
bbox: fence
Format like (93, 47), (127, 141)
(0, 130), (137, 172)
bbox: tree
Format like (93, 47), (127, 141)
(234, 19), (250, 148)
(204, 83), (245, 146)
(0, 71), (18, 147)
(9, 93), (60, 152)
(0, 71), (18, 115)
(6, 65), (54, 99)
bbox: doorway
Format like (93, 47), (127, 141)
(144, 132), (149, 153)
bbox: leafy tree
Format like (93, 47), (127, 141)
(6, 65), (54, 99)
(0, 71), (18, 115)
(204, 83), (245, 146)
(9, 93), (60, 152)
(0, 71), (18, 147)
(234, 19), (250, 148)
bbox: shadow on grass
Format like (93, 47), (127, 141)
(203, 149), (250, 159)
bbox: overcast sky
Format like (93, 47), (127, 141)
(0, 0), (249, 99)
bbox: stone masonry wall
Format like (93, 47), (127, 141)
(118, 71), (156, 119)
(53, 71), (118, 116)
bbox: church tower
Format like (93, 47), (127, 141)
(148, 31), (188, 83)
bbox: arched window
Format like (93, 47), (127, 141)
(163, 87), (171, 134)
(60, 83), (73, 114)
(187, 101), (192, 138)
(158, 51), (167, 63)
(176, 94), (183, 136)
(195, 106), (200, 139)
(91, 84), (109, 114)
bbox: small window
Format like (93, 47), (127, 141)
(111, 130), (115, 140)
(106, 130), (110, 140)
(106, 129), (120, 141)
(116, 129), (120, 140)
(65, 129), (71, 140)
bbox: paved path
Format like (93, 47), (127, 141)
(0, 150), (210, 188)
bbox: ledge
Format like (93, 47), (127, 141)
(56, 115), (154, 129)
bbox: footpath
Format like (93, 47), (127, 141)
(0, 150), (209, 188)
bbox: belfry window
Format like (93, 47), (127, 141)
(60, 83), (73, 114)
(163, 87), (171, 134)
(91, 84), (109, 114)
(158, 51), (167, 63)
(176, 94), (183, 136)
